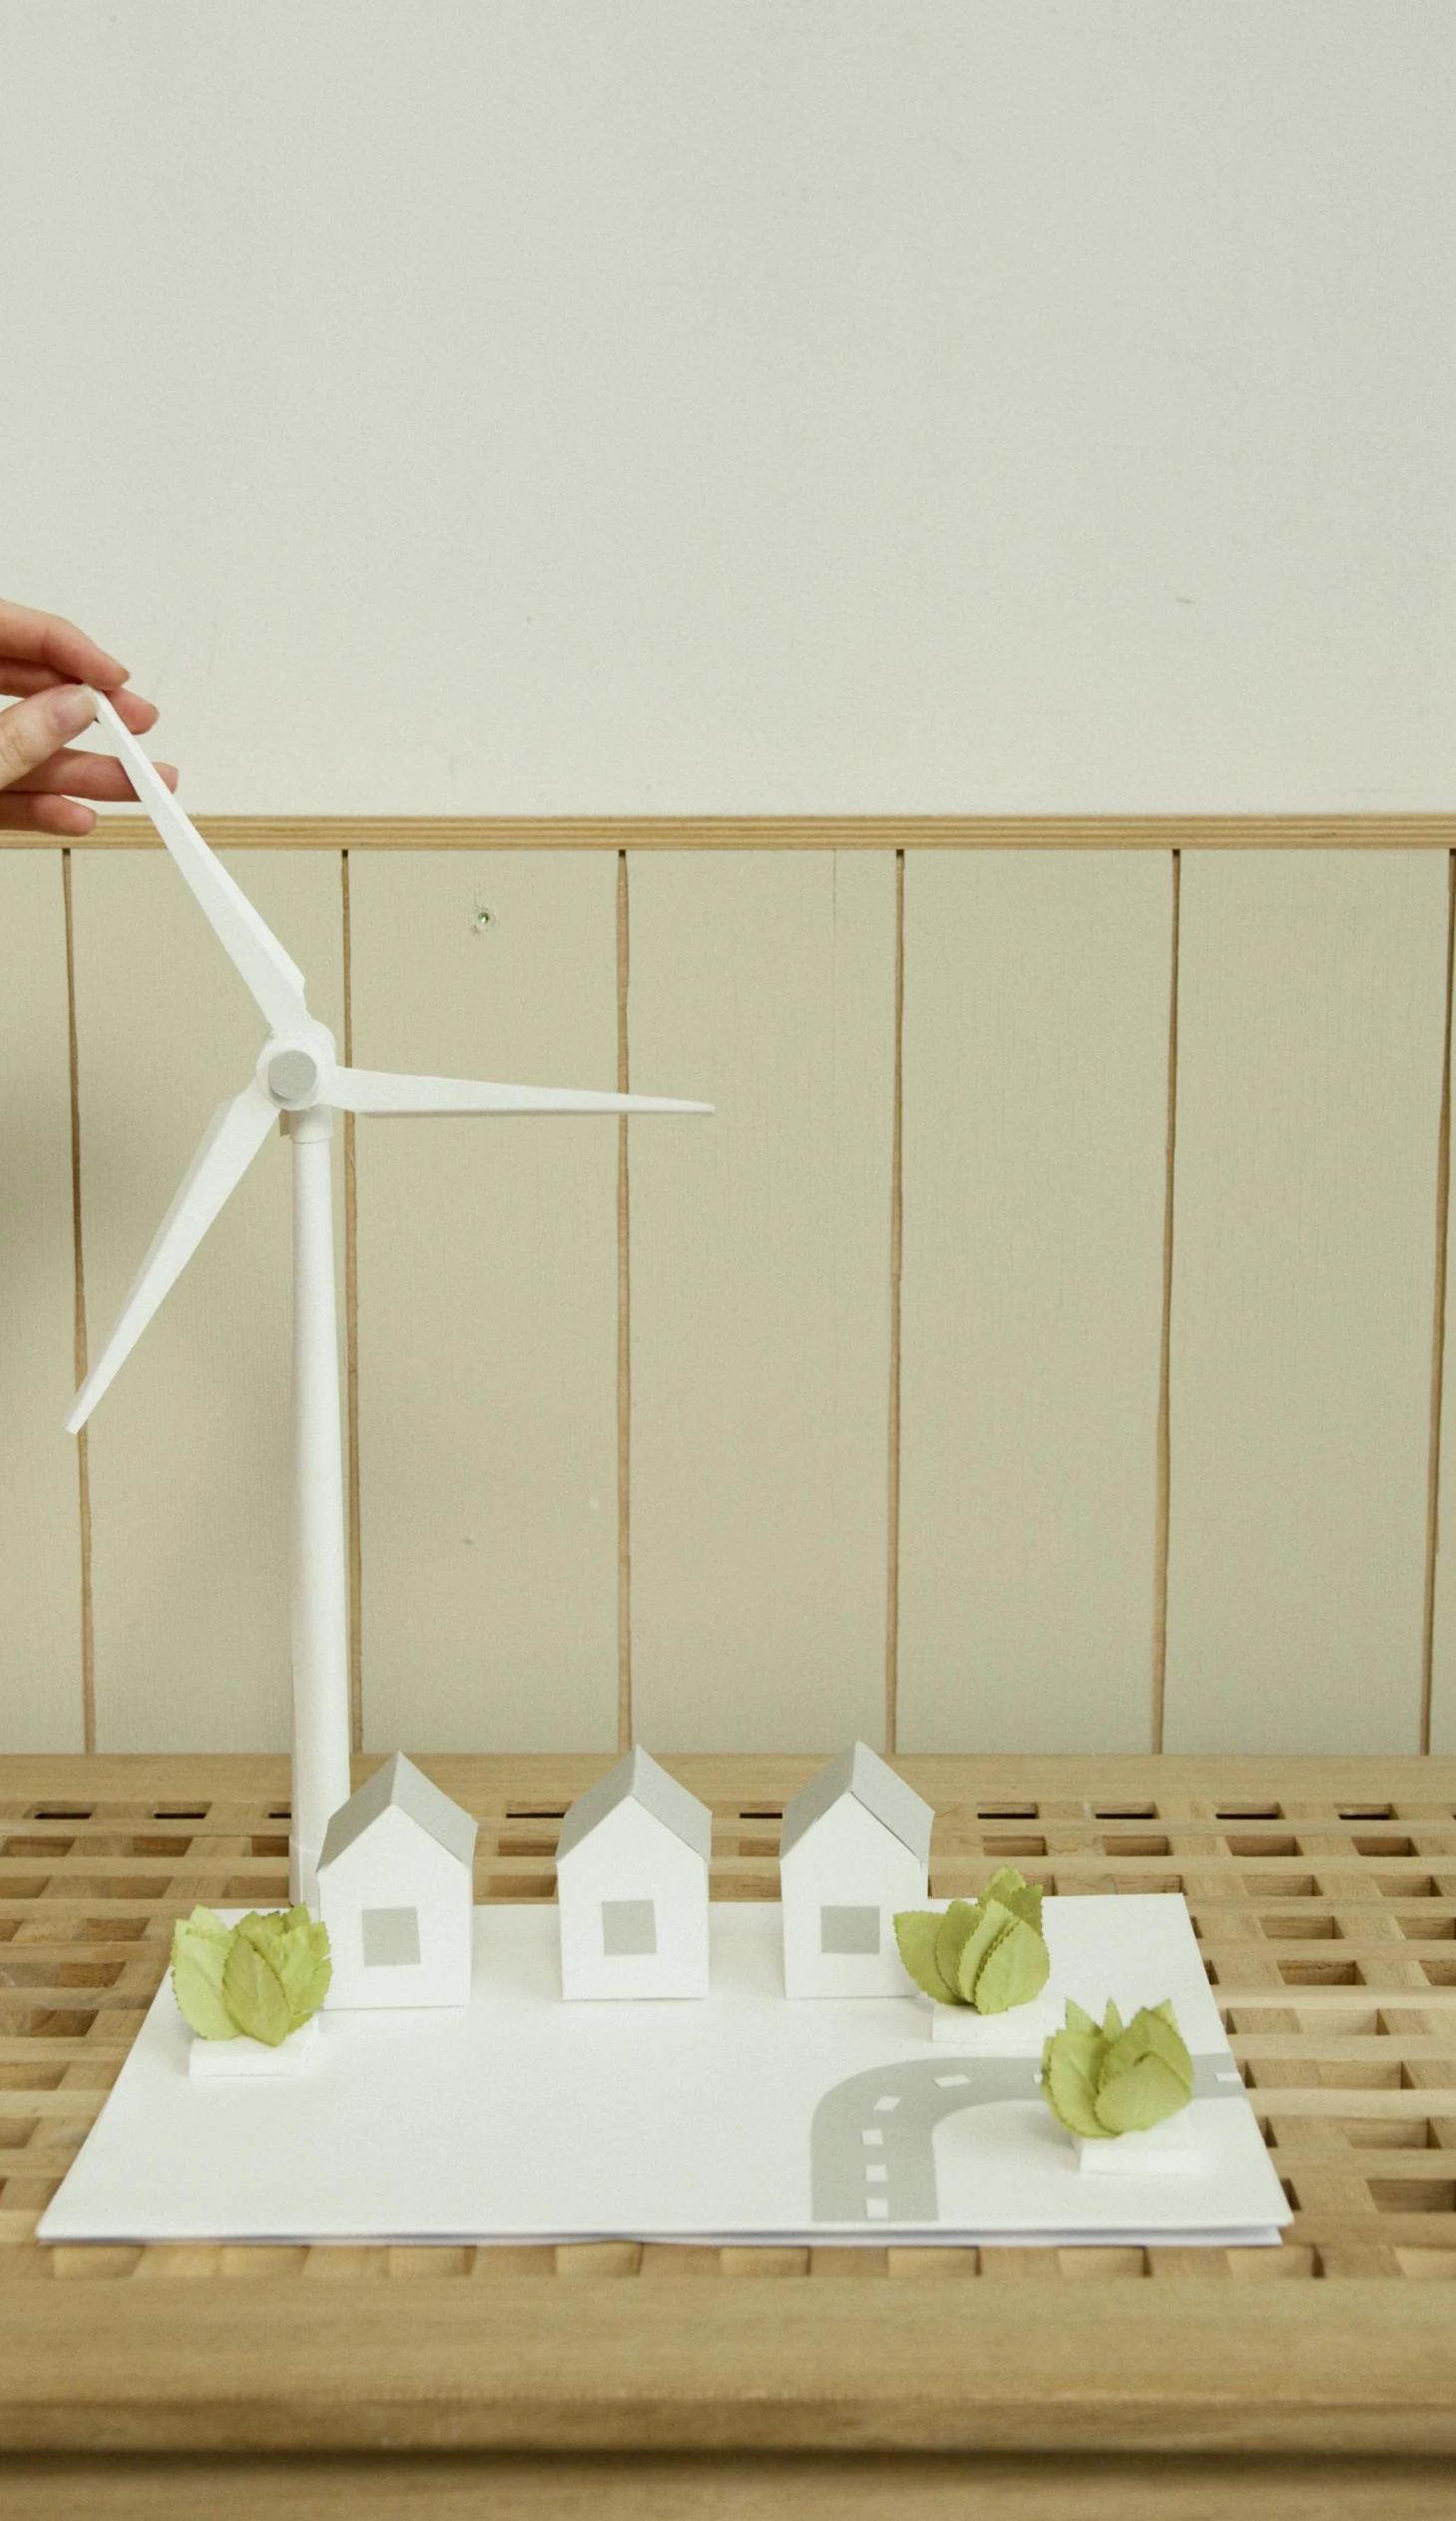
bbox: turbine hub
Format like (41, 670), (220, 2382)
(259, 1026), (334, 1110)
(267, 1048), (319, 1104)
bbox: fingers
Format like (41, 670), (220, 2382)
(0, 598), (127, 690)
(0, 661), (159, 733)
(8, 746), (178, 801)
(0, 685), (97, 792)
(0, 791), (97, 836)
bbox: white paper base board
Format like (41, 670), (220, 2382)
(39, 1896), (1287, 2249)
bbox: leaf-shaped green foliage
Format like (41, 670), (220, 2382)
(972, 1913), (1052, 2015)
(1093, 2050), (1191, 2136)
(1103, 2004), (1191, 2089)
(983, 1867), (1044, 1935)
(170, 1904), (333, 2044)
(223, 1931), (291, 2047)
(1093, 2005), (1194, 2136)
(1041, 2025), (1106, 2138)
(896, 1868), (1051, 2014)
(933, 1900), (981, 1994)
(170, 1907), (239, 2042)
(894, 1910), (957, 2002)
(953, 1898), (1016, 2004)
(273, 1910), (332, 2030)
(236, 1910), (285, 1963)
(894, 1868), (1051, 2015)
(1040, 1996), (1194, 2141)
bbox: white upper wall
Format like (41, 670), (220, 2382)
(3, 1), (1451, 811)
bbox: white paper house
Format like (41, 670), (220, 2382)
(556, 1747), (711, 2000)
(778, 1742), (933, 1999)
(317, 1753), (477, 2009)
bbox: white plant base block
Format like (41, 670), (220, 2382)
(928, 1992), (1058, 2049)
(1074, 2113), (1202, 2177)
(189, 2015), (321, 2080)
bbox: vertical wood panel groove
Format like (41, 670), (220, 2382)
(617, 850), (633, 1754)
(1151, 851), (1182, 1754)
(61, 849), (95, 1755)
(1419, 851), (1456, 1755)
(898, 856), (1168, 1754)
(341, 850), (363, 1757)
(884, 851), (905, 1756)
(74, 851), (341, 1754)
(630, 853), (894, 1753)
(351, 854), (620, 1755)
(1166, 854), (1446, 1755)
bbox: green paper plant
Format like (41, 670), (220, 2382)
(894, 1867), (1051, 2015)
(1040, 1996), (1194, 2140)
(171, 1904), (331, 2048)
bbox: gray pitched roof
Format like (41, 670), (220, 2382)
(556, 1745), (712, 1864)
(318, 1752), (477, 1872)
(778, 1742), (933, 1864)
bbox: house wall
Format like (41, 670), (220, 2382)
(318, 1808), (472, 2007)
(781, 1798), (927, 1999)
(558, 1810), (709, 1998)
(1, 8), (1453, 1762)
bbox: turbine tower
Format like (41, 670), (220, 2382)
(69, 693), (711, 1905)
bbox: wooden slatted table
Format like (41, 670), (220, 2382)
(5, 1751), (1456, 2516)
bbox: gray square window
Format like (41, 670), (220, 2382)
(820, 1903), (881, 1956)
(601, 1898), (657, 1957)
(361, 1904), (421, 1967)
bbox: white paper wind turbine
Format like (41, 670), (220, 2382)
(69, 693), (711, 1906)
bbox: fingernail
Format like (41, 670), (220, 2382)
(45, 684), (98, 738)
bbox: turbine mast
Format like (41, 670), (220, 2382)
(286, 1106), (352, 1905)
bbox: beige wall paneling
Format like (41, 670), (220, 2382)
(895, 853), (1171, 1755)
(628, 851), (896, 1753)
(1166, 853), (1447, 1754)
(72, 851), (344, 1752)
(349, 853), (620, 1754)
(0, 856), (84, 1750)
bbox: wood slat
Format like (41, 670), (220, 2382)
(0, 859), (83, 1751)
(1165, 853), (1449, 1753)
(349, 853), (621, 1753)
(897, 854), (1171, 1753)
(627, 853), (896, 1752)
(70, 853), (345, 1754)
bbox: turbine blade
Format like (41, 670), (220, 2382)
(67, 1081), (277, 1432)
(329, 1067), (713, 1118)
(93, 691), (307, 1033)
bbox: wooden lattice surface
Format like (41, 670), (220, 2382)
(4, 1753), (1456, 2283)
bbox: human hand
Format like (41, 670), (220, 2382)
(0, 599), (177, 835)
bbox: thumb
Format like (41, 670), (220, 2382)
(0, 684), (98, 791)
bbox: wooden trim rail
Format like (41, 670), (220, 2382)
(6, 813), (1456, 851)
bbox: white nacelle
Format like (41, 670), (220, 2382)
(258, 1021), (337, 1111)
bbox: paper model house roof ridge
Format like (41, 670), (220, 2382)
(318, 1751), (478, 1872)
(778, 1741), (932, 1864)
(556, 1744), (712, 1863)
